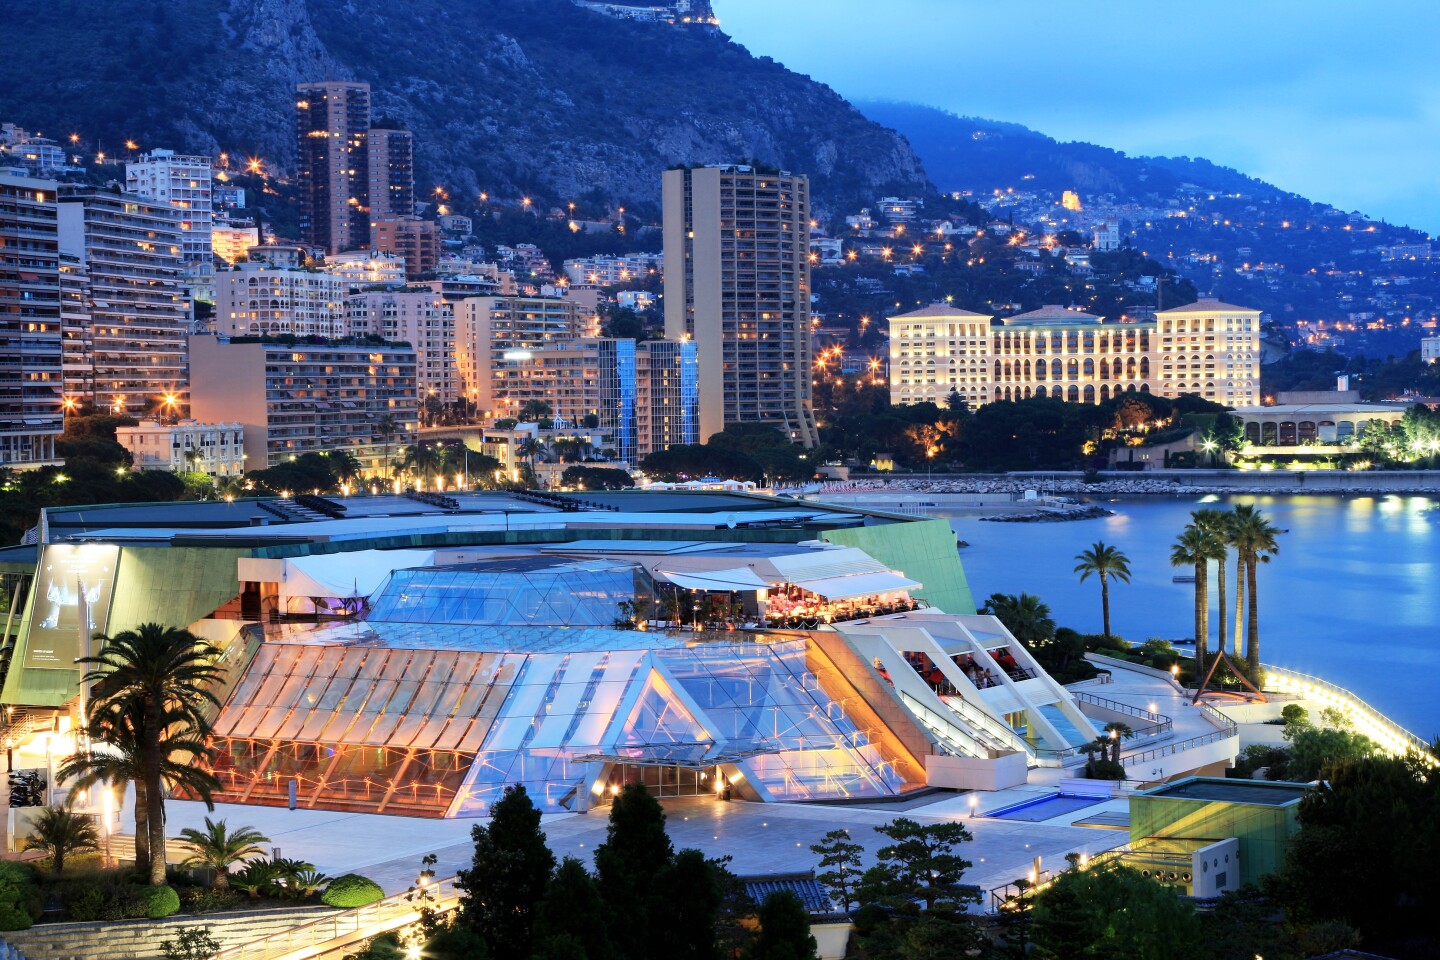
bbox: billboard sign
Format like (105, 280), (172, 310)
(25, 544), (120, 670)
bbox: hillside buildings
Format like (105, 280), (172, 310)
(125, 149), (214, 301)
(663, 165), (818, 446)
(57, 186), (189, 417)
(370, 216), (439, 279)
(889, 298), (1262, 410)
(115, 419), (245, 477)
(1423, 335), (1439, 364)
(295, 81), (415, 255)
(188, 334), (418, 472)
(0, 174), (63, 467)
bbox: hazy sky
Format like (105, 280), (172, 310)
(717, 0), (1440, 234)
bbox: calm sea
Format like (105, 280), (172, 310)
(940, 494), (1440, 737)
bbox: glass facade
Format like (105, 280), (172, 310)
(198, 634), (919, 818)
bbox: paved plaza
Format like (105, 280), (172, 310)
(161, 787), (1130, 902)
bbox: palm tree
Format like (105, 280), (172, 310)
(1192, 509), (1232, 655)
(22, 803), (99, 875)
(72, 623), (225, 885)
(1074, 542), (1132, 640)
(1230, 507), (1281, 677)
(325, 450), (362, 487)
(982, 592), (1056, 647)
(404, 443), (443, 488)
(179, 818), (271, 890)
(1170, 525), (1215, 674)
(374, 413), (398, 478)
(516, 438), (545, 488)
(1102, 721), (1134, 763)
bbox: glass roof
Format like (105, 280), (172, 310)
(366, 557), (644, 627)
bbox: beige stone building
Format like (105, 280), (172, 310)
(888, 297), (1262, 410)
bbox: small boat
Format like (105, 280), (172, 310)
(1172, 575), (1196, 583)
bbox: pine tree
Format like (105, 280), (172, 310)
(533, 857), (615, 960)
(810, 829), (864, 913)
(454, 785), (555, 960)
(653, 849), (723, 960)
(595, 784), (674, 960)
(749, 891), (818, 960)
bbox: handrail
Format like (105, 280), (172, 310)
(211, 877), (460, 960)
(1072, 691), (1167, 725)
(1260, 662), (1430, 758)
(900, 691), (1021, 759)
(1120, 724), (1236, 767)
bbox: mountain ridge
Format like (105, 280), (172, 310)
(0, 0), (930, 213)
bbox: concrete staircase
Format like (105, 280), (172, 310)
(0, 905), (338, 960)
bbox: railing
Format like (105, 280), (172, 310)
(212, 877), (460, 960)
(1072, 692), (1173, 741)
(1260, 662), (1431, 759)
(900, 690), (1022, 759)
(988, 847), (1130, 911)
(1120, 725), (1236, 768)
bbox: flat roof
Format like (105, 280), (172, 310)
(1231, 403), (1412, 416)
(1142, 777), (1310, 806)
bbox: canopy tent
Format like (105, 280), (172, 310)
(655, 567), (773, 592)
(789, 571), (920, 601)
(279, 549), (435, 605)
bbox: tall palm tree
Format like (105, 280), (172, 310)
(72, 623), (224, 885)
(1170, 525), (1217, 673)
(374, 413), (398, 478)
(58, 698), (220, 877)
(22, 803), (99, 875)
(404, 443), (443, 488)
(1230, 507), (1281, 677)
(516, 438), (545, 488)
(1192, 509), (1232, 655)
(179, 818), (271, 890)
(1074, 542), (1132, 640)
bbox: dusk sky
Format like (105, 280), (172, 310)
(719, 0), (1440, 235)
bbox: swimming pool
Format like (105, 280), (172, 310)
(983, 792), (1108, 822)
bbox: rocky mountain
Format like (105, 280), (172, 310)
(0, 0), (929, 213)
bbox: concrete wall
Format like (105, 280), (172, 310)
(924, 751), (1027, 791)
(0, 905), (338, 960)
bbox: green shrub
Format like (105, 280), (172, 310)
(179, 886), (243, 914)
(61, 876), (108, 921)
(161, 926), (223, 960)
(143, 884), (182, 919)
(0, 902), (33, 931)
(0, 859), (42, 923)
(1280, 704), (1309, 726)
(322, 873), (384, 908)
(1083, 632), (1128, 653)
(1084, 759), (1127, 780)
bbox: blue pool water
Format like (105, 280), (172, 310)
(984, 792), (1108, 821)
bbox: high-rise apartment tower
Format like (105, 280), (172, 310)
(662, 165), (818, 446)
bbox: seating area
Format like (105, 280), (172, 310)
(880, 647), (1036, 695)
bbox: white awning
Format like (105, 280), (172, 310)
(657, 567), (773, 592)
(281, 548), (435, 600)
(793, 571), (920, 600)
